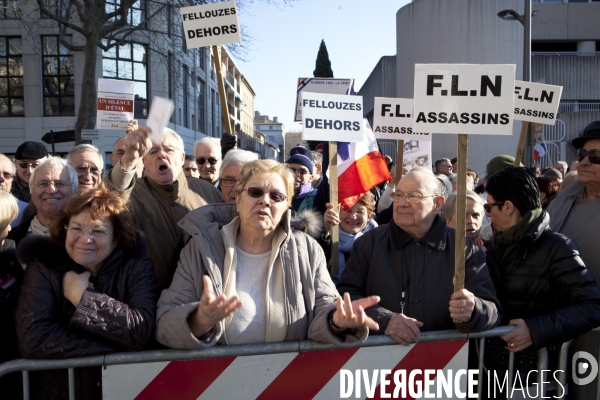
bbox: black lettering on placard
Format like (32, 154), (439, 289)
(540, 90), (554, 104)
(324, 119), (332, 129)
(438, 112), (448, 123)
(334, 120), (342, 130)
(188, 30), (196, 38)
(357, 103), (361, 111)
(500, 114), (510, 124)
(382, 104), (391, 117)
(451, 75), (468, 96)
(352, 121), (360, 131)
(427, 75), (443, 95)
(222, 25), (229, 34)
(448, 113), (459, 123)
(395, 104), (407, 118)
(315, 119), (323, 129)
(305, 118), (314, 128)
(416, 112), (427, 123)
(344, 121), (351, 130)
(480, 75), (502, 97)
(427, 112), (437, 123)
(514, 108), (555, 120)
(230, 24), (238, 33)
(523, 88), (534, 101)
(231, 7), (236, 14)
(416, 112), (509, 125)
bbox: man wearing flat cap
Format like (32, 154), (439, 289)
(11, 141), (48, 203)
(547, 120), (600, 279)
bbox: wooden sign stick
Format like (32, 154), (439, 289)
(453, 134), (468, 323)
(211, 45), (233, 136)
(514, 121), (529, 167)
(395, 140), (405, 185)
(329, 141), (340, 276)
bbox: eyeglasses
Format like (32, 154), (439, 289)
(483, 201), (505, 213)
(0, 171), (14, 180)
(17, 162), (40, 169)
(65, 225), (113, 240)
(34, 180), (69, 189)
(341, 208), (368, 217)
(243, 187), (287, 203)
(196, 157), (220, 166)
(289, 167), (310, 176)
(220, 178), (239, 187)
(578, 148), (600, 164)
(390, 190), (436, 204)
(75, 165), (101, 177)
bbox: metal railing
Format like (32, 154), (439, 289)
(532, 52), (600, 57)
(559, 103), (600, 113)
(0, 326), (574, 400)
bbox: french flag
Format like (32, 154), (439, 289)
(534, 142), (547, 163)
(336, 118), (392, 210)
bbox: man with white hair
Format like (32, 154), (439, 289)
(67, 144), (104, 192)
(0, 154), (27, 227)
(555, 161), (568, 178)
(193, 137), (222, 186)
(106, 126), (223, 290)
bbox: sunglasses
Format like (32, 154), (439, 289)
(578, 148), (600, 164)
(483, 201), (505, 213)
(244, 187), (287, 203)
(17, 162), (39, 169)
(196, 157), (220, 166)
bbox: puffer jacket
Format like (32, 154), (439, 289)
(15, 234), (158, 400)
(485, 211), (600, 349)
(156, 203), (368, 349)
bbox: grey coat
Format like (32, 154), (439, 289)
(156, 203), (368, 349)
(337, 215), (501, 334)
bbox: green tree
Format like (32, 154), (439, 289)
(313, 39), (333, 78)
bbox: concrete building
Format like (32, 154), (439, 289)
(283, 131), (308, 159)
(254, 111), (285, 161)
(358, 0), (600, 174)
(0, 1), (259, 164)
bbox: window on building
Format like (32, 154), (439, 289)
(210, 55), (215, 80)
(105, 0), (146, 25)
(0, 0), (20, 18)
(41, 36), (74, 116)
(183, 65), (189, 128)
(198, 47), (206, 71)
(41, 0), (70, 18)
(0, 37), (23, 116)
(197, 78), (205, 133)
(102, 41), (147, 118)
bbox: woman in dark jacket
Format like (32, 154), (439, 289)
(483, 167), (600, 377)
(16, 187), (157, 400)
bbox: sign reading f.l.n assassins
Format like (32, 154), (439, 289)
(413, 64), (516, 135)
(513, 80), (562, 125)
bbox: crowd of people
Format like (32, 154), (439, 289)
(1, 119), (600, 398)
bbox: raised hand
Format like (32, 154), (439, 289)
(323, 203), (340, 236)
(331, 292), (380, 332)
(121, 125), (153, 171)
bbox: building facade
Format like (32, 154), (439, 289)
(0, 0), (258, 165)
(254, 111), (285, 161)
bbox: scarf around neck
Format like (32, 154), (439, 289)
(332, 219), (378, 283)
(492, 208), (542, 265)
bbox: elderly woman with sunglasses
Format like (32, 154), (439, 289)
(483, 167), (600, 381)
(15, 187), (157, 400)
(157, 159), (379, 349)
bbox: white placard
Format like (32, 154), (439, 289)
(295, 78), (354, 122)
(513, 80), (562, 125)
(301, 92), (363, 142)
(372, 97), (431, 141)
(413, 64), (516, 135)
(146, 96), (175, 144)
(96, 78), (135, 130)
(81, 129), (99, 140)
(403, 140), (432, 170)
(180, 1), (241, 49)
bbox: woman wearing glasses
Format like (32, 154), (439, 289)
(483, 167), (600, 380)
(15, 187), (157, 399)
(322, 193), (378, 283)
(157, 159), (379, 349)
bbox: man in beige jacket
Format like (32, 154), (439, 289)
(105, 126), (222, 290)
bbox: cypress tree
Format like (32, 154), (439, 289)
(313, 39), (333, 78)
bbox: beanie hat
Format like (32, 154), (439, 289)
(15, 141), (48, 160)
(486, 155), (522, 175)
(286, 154), (313, 174)
(542, 168), (562, 180)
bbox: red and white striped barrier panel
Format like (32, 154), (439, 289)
(102, 340), (468, 399)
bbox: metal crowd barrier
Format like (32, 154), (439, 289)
(0, 326), (574, 400)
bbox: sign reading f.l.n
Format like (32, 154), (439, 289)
(413, 64), (516, 135)
(180, 0), (241, 49)
(513, 80), (562, 125)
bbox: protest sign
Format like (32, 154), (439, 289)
(96, 78), (134, 130)
(146, 96), (174, 144)
(413, 64), (515, 135)
(403, 140), (432, 170)
(180, 0), (241, 49)
(373, 97), (431, 141)
(301, 92), (363, 142)
(81, 129), (99, 141)
(295, 78), (354, 121)
(513, 80), (562, 125)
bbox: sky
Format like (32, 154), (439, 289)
(235, 0), (411, 132)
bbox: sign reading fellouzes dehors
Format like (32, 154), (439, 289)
(301, 92), (363, 142)
(513, 80), (562, 125)
(413, 64), (516, 135)
(373, 97), (431, 141)
(180, 1), (241, 49)
(295, 78), (354, 121)
(96, 78), (134, 130)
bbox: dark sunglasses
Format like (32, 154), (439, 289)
(196, 157), (220, 166)
(578, 148), (600, 164)
(483, 201), (505, 213)
(17, 162), (39, 169)
(244, 187), (287, 203)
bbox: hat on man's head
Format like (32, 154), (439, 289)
(286, 153), (313, 174)
(289, 146), (312, 159)
(486, 155), (523, 175)
(572, 120), (600, 149)
(542, 168), (562, 180)
(15, 141), (48, 160)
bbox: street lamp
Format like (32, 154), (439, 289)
(497, 2), (538, 82)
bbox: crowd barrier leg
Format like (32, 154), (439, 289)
(22, 370), (29, 400)
(556, 340), (573, 399)
(478, 337), (485, 400)
(68, 367), (76, 400)
(507, 351), (515, 399)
